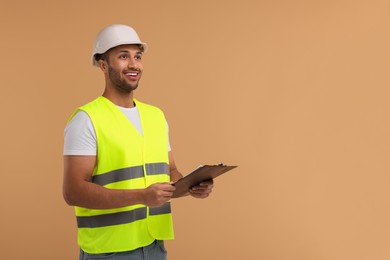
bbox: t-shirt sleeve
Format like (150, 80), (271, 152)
(64, 109), (172, 155)
(63, 111), (97, 156)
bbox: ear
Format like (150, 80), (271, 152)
(98, 59), (108, 72)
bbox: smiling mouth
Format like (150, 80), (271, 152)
(125, 72), (140, 81)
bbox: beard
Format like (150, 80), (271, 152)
(108, 65), (140, 93)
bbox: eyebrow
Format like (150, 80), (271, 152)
(117, 50), (143, 55)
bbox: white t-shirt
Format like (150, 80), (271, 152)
(63, 106), (171, 156)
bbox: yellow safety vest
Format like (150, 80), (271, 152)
(69, 96), (174, 254)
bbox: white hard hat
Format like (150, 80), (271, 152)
(92, 24), (148, 66)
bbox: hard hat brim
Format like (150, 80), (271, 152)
(92, 41), (148, 66)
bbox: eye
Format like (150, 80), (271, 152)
(119, 54), (129, 59)
(135, 54), (142, 60)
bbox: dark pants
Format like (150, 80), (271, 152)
(79, 240), (167, 260)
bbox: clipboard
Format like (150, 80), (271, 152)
(172, 164), (237, 198)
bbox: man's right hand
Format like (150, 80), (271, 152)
(143, 183), (176, 208)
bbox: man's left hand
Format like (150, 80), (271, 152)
(189, 179), (214, 199)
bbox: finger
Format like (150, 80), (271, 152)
(196, 182), (214, 189)
(165, 185), (176, 191)
(190, 188), (212, 195)
(200, 179), (214, 185)
(199, 184), (214, 190)
(159, 183), (176, 191)
(189, 190), (210, 198)
(191, 186), (212, 192)
(161, 190), (174, 198)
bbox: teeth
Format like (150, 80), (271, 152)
(126, 73), (137, 76)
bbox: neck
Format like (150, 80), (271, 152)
(102, 89), (135, 108)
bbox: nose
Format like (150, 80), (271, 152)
(128, 57), (140, 70)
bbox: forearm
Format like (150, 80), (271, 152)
(63, 180), (146, 209)
(170, 168), (183, 182)
(63, 155), (176, 209)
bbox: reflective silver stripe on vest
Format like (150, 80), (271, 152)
(92, 166), (144, 186)
(77, 202), (171, 228)
(77, 207), (147, 228)
(145, 163), (169, 175)
(92, 163), (169, 186)
(150, 201), (171, 216)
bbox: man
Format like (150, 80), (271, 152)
(63, 24), (213, 260)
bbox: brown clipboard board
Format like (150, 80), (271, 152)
(172, 164), (237, 198)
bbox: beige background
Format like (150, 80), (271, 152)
(1, 0), (390, 259)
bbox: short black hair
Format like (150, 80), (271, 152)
(94, 52), (107, 63)
(94, 44), (144, 63)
